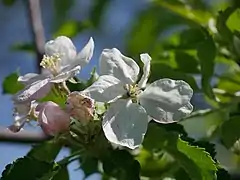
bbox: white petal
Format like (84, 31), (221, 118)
(139, 79), (193, 123)
(99, 48), (140, 84)
(74, 37), (94, 67)
(44, 36), (77, 68)
(102, 99), (148, 149)
(13, 78), (52, 102)
(82, 75), (126, 102)
(138, 53), (151, 88)
(50, 66), (81, 83)
(13, 102), (31, 115)
(18, 73), (43, 85)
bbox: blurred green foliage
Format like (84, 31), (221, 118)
(3, 0), (240, 179)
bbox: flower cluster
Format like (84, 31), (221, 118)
(9, 36), (193, 149)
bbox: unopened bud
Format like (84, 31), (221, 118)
(66, 91), (95, 125)
(37, 101), (70, 136)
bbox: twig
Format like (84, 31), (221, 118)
(26, 0), (45, 72)
(0, 127), (49, 144)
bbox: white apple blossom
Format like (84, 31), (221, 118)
(8, 101), (38, 132)
(83, 48), (193, 149)
(13, 36), (94, 103)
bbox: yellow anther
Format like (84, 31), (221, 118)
(40, 53), (61, 75)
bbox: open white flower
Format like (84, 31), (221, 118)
(13, 36), (94, 103)
(83, 48), (193, 149)
(8, 101), (38, 132)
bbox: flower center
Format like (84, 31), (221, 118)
(124, 84), (142, 103)
(40, 53), (61, 75)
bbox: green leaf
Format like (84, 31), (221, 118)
(10, 43), (35, 53)
(136, 148), (175, 178)
(80, 157), (99, 177)
(53, 0), (74, 30)
(54, 20), (92, 38)
(175, 51), (199, 73)
(90, 0), (110, 28)
(220, 116), (240, 149)
(216, 7), (236, 43)
(2, 72), (24, 94)
(126, 5), (187, 57)
(197, 31), (216, 99)
(149, 63), (199, 91)
(102, 149), (140, 180)
(1, 156), (57, 180)
(39, 86), (66, 107)
(226, 9), (240, 32)
(143, 123), (217, 180)
(1, 0), (15, 6)
(52, 165), (69, 180)
(27, 140), (62, 163)
(154, 0), (212, 25)
(53, 0), (74, 19)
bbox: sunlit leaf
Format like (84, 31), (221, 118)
(153, 0), (212, 25)
(54, 20), (92, 38)
(143, 123), (217, 180)
(226, 9), (240, 32)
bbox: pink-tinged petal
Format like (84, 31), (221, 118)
(37, 101), (70, 136)
(13, 78), (52, 102)
(18, 73), (44, 85)
(50, 66), (81, 83)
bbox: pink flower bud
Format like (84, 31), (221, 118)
(37, 101), (70, 136)
(66, 91), (94, 125)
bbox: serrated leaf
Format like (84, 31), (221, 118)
(143, 123), (217, 180)
(1, 156), (57, 180)
(27, 140), (62, 163)
(2, 72), (24, 94)
(177, 139), (217, 180)
(220, 116), (240, 148)
(197, 32), (216, 99)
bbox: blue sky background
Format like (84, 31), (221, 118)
(0, 0), (147, 179)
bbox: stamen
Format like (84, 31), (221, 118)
(40, 53), (61, 75)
